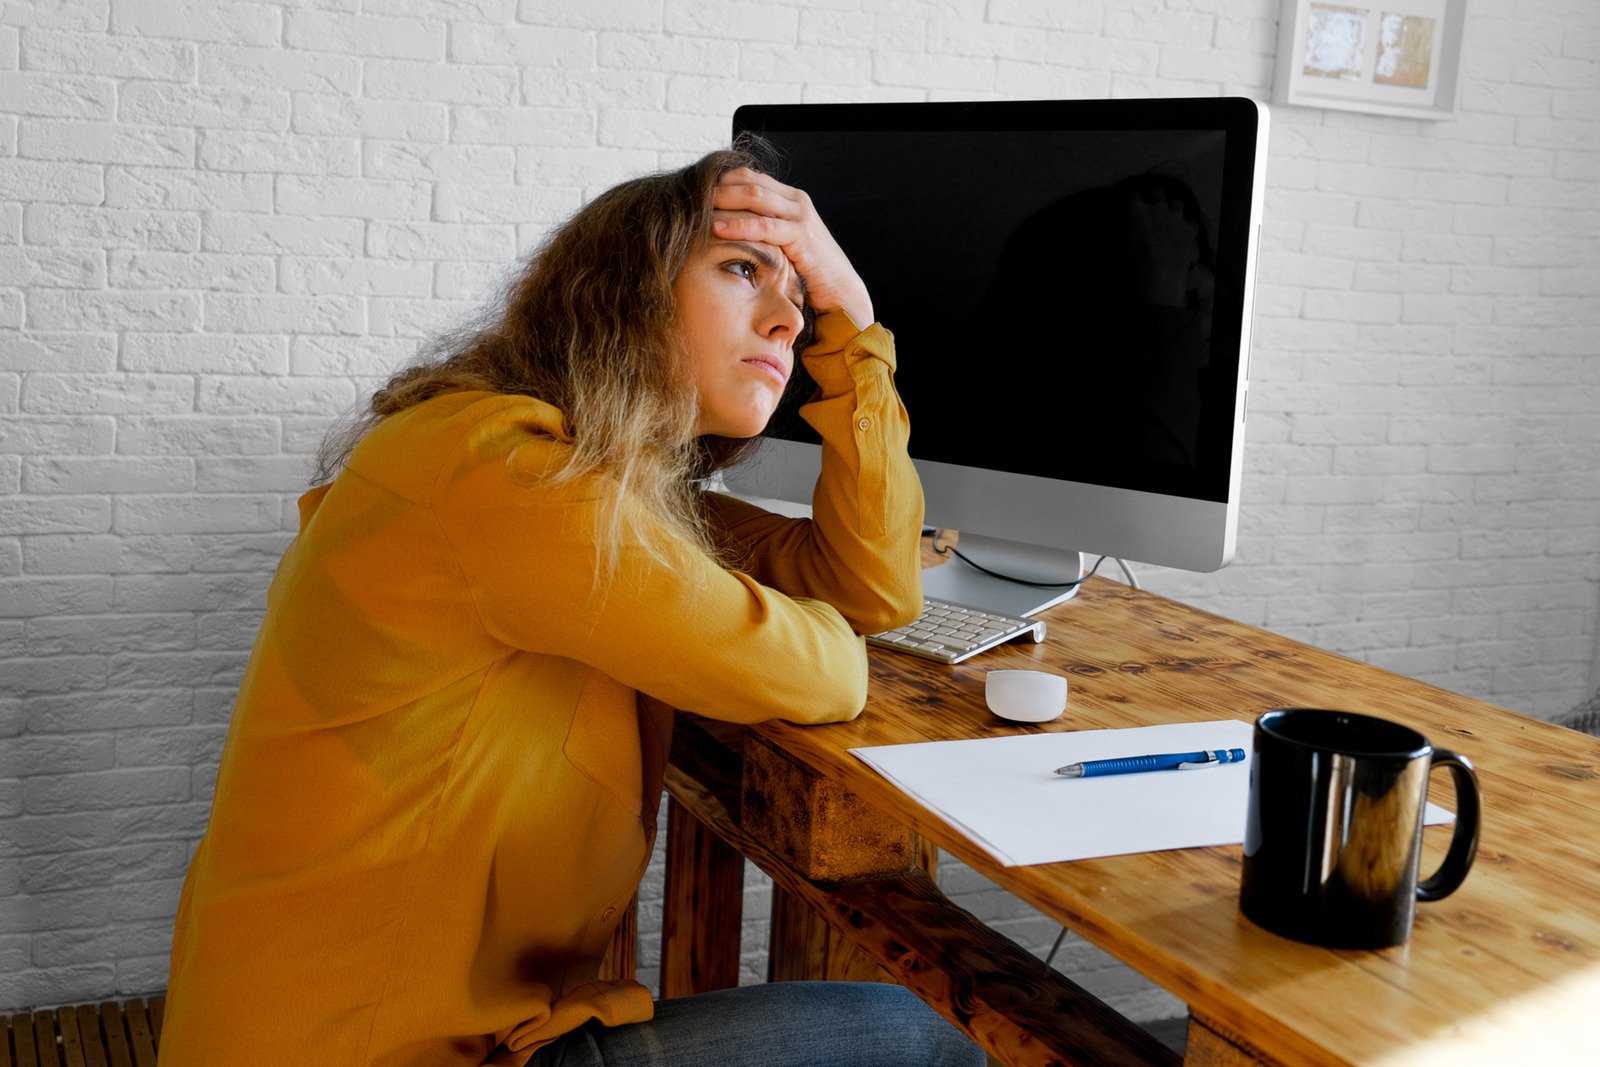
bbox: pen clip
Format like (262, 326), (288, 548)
(1178, 749), (1244, 770)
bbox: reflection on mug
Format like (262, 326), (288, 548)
(1338, 761), (1427, 906)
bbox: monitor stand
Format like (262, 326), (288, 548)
(921, 532), (1083, 618)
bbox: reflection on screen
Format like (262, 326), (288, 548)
(761, 126), (1242, 503)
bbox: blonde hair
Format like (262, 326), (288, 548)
(316, 139), (807, 571)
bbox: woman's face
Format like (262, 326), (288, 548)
(674, 237), (806, 439)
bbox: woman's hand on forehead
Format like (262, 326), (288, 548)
(712, 168), (874, 329)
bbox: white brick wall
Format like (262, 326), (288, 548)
(2, 0), (1596, 1021)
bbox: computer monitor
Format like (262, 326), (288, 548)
(726, 98), (1269, 618)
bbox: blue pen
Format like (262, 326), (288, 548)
(1054, 748), (1247, 778)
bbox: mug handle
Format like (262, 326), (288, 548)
(1417, 749), (1481, 902)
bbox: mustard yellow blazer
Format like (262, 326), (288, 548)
(159, 312), (924, 1065)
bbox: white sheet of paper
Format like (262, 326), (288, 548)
(850, 720), (1452, 867)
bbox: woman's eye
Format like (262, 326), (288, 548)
(724, 260), (757, 281)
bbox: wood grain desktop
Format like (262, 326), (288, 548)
(648, 573), (1600, 1066)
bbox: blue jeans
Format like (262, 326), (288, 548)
(524, 981), (985, 1067)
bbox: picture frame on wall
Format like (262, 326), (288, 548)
(1273, 0), (1468, 119)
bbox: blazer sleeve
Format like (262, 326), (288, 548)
(702, 310), (925, 636)
(431, 422), (871, 727)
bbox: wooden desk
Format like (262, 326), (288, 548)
(657, 577), (1600, 1066)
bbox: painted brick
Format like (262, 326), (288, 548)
(289, 336), (417, 377)
(23, 31), (195, 81)
(29, 291), (201, 334)
(199, 131), (360, 177)
(0, 734), (113, 778)
(281, 415), (343, 455)
(113, 494), (282, 536)
(0, 333), (116, 374)
(369, 297), (479, 339)
(364, 141), (518, 183)
(118, 83), (289, 133)
(664, 0), (798, 43)
(292, 94), (447, 142)
(112, 572), (269, 616)
(0, 813), (116, 859)
(521, 0), (665, 32)
(365, 59), (520, 106)
(279, 257), (433, 299)
(111, 799), (210, 844)
(22, 372), (196, 416)
(18, 119), (193, 168)
(114, 415), (279, 457)
(285, 10), (445, 60)
(368, 220), (517, 261)
(598, 108), (723, 150)
(520, 68), (667, 111)
(187, 534), (295, 574)
(0, 496), (113, 536)
(0, 71), (114, 120)
(22, 768), (190, 816)
(599, 32), (737, 75)
(108, 251), (275, 294)
(202, 213), (363, 257)
(432, 259), (515, 301)
(23, 204), (197, 251)
(513, 144), (657, 186)
(197, 610), (266, 650)
(202, 294), (364, 336)
(24, 689), (194, 735)
(104, 167), (273, 213)
(452, 106), (595, 149)
(276, 176), (431, 220)
(0, 300), (20, 333)
(23, 456), (193, 495)
(198, 44), (359, 95)
(364, 0), (507, 19)
(111, 0), (279, 43)
(105, 650), (249, 692)
(451, 22), (594, 67)
(987, 0), (1103, 32)
(194, 456), (313, 494)
(35, 622), (199, 678)
(114, 726), (227, 769)
(30, 920), (174, 968)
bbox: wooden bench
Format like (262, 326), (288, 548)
(1, 997), (161, 1067)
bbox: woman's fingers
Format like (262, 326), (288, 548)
(711, 169), (873, 327)
(712, 168), (804, 218)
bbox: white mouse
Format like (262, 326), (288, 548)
(985, 670), (1068, 723)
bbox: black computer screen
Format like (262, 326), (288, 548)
(734, 99), (1263, 504)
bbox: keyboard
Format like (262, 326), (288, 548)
(868, 598), (1047, 664)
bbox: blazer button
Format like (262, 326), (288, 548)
(601, 906), (617, 922)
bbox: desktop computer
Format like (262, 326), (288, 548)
(725, 97), (1269, 619)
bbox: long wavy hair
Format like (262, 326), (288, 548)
(315, 138), (804, 569)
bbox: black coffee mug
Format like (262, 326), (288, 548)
(1239, 708), (1481, 949)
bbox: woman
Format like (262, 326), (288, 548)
(158, 143), (981, 1067)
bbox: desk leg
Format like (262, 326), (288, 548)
(767, 848), (938, 983)
(660, 793), (745, 997)
(768, 883), (887, 983)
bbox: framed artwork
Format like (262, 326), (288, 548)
(1273, 0), (1468, 118)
